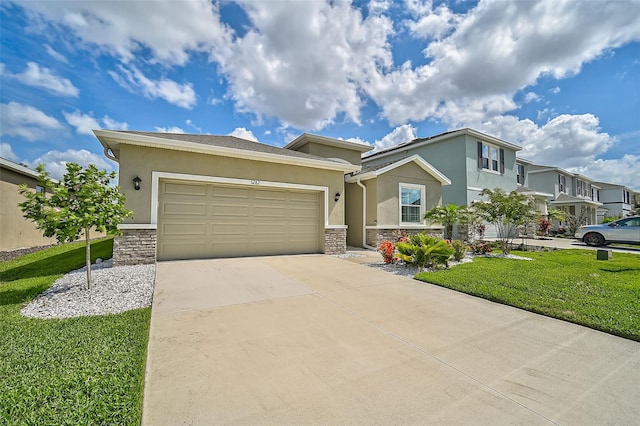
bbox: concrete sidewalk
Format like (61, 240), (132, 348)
(143, 255), (640, 425)
(488, 236), (640, 254)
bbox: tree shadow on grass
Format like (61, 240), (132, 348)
(0, 239), (113, 282)
(0, 280), (54, 307)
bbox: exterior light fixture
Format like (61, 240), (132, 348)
(334, 192), (341, 202)
(133, 176), (142, 191)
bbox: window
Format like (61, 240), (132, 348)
(400, 184), (425, 224)
(477, 142), (504, 173)
(625, 191), (630, 204)
(35, 185), (44, 193)
(577, 179), (583, 196)
(516, 164), (525, 185)
(558, 174), (566, 193)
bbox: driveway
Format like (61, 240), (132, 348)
(143, 255), (640, 425)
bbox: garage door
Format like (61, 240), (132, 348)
(157, 180), (323, 260)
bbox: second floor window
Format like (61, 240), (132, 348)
(516, 164), (525, 185)
(477, 142), (504, 173)
(558, 174), (566, 193)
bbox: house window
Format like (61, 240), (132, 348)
(558, 174), (566, 193)
(477, 142), (504, 173)
(625, 191), (630, 204)
(516, 164), (525, 185)
(577, 179), (583, 196)
(400, 183), (425, 224)
(36, 185), (44, 193)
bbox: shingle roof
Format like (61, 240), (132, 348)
(114, 131), (338, 163)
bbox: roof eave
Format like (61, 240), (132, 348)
(94, 130), (360, 173)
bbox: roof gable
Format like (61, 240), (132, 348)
(346, 154), (451, 185)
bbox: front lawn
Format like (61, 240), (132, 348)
(415, 250), (640, 341)
(0, 238), (151, 425)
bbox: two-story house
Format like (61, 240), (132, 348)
(527, 165), (601, 226)
(357, 128), (527, 241)
(595, 182), (635, 219)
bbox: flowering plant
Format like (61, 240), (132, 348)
(377, 240), (396, 264)
(470, 241), (492, 254)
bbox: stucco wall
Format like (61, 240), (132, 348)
(528, 171), (561, 199)
(117, 145), (347, 226)
(463, 135), (518, 197)
(297, 142), (363, 166)
(374, 162), (443, 226)
(345, 182), (363, 247)
(0, 168), (58, 251)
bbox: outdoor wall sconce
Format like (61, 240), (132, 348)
(334, 192), (341, 202)
(133, 176), (142, 191)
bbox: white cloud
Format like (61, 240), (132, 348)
(523, 92), (540, 103)
(21, 0), (232, 66)
(550, 87), (561, 94)
(0, 102), (64, 141)
(228, 127), (258, 142)
(109, 65), (196, 109)
(212, 1), (394, 130)
(101, 116), (128, 131)
(367, 0), (640, 126)
(64, 111), (128, 135)
(154, 126), (185, 133)
(568, 155), (640, 191)
(2, 62), (79, 97)
(405, 0), (459, 40)
(374, 124), (417, 151)
(44, 44), (68, 63)
(0, 142), (19, 162)
(29, 149), (115, 180)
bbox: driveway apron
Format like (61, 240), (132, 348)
(143, 255), (640, 425)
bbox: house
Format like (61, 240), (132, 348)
(362, 128), (522, 207)
(94, 130), (376, 264)
(0, 157), (57, 252)
(359, 128), (549, 239)
(595, 182), (636, 220)
(344, 155), (451, 248)
(527, 165), (601, 225)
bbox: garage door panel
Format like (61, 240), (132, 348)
(164, 182), (206, 196)
(162, 223), (206, 235)
(162, 202), (207, 216)
(158, 180), (323, 261)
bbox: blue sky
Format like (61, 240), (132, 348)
(1, 0), (639, 189)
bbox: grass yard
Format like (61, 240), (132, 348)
(0, 238), (151, 425)
(415, 249), (640, 341)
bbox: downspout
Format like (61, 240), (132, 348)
(356, 178), (377, 250)
(103, 147), (118, 162)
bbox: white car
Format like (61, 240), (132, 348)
(575, 216), (640, 246)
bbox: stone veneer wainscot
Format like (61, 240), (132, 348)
(324, 227), (347, 255)
(113, 228), (157, 266)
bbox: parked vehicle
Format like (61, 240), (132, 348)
(575, 216), (640, 246)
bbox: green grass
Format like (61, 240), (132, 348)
(0, 238), (151, 425)
(415, 249), (640, 341)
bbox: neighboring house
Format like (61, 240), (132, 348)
(344, 155), (451, 248)
(515, 157), (552, 219)
(362, 128), (522, 207)
(527, 165), (601, 226)
(361, 128), (539, 239)
(595, 182), (635, 219)
(0, 157), (57, 252)
(94, 130), (370, 264)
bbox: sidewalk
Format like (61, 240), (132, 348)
(485, 236), (640, 255)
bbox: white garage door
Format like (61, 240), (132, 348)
(157, 180), (323, 261)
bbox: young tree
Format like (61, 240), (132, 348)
(18, 163), (132, 289)
(472, 188), (537, 254)
(423, 204), (465, 240)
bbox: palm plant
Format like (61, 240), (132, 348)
(423, 204), (466, 240)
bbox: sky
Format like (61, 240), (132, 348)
(1, 0), (639, 190)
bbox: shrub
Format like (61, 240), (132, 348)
(377, 240), (396, 264)
(538, 217), (552, 237)
(395, 234), (454, 270)
(470, 241), (492, 254)
(450, 240), (468, 261)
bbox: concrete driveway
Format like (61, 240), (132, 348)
(143, 255), (640, 425)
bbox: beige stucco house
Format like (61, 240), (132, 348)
(94, 130), (375, 264)
(0, 157), (58, 252)
(345, 155), (451, 248)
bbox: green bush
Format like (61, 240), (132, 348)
(450, 240), (468, 261)
(395, 234), (454, 270)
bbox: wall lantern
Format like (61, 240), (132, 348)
(334, 192), (341, 202)
(133, 176), (142, 191)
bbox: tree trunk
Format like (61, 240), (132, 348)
(85, 227), (91, 289)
